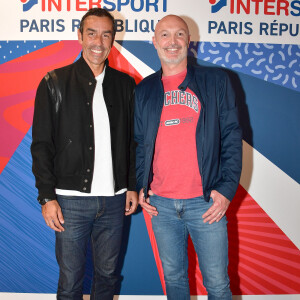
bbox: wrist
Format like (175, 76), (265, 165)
(38, 198), (55, 206)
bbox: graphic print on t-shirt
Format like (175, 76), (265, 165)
(160, 89), (199, 127)
(151, 69), (203, 199)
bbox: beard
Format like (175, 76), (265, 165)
(156, 43), (188, 65)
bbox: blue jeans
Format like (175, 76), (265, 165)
(55, 193), (126, 300)
(150, 194), (232, 300)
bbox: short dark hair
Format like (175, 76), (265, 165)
(79, 8), (116, 36)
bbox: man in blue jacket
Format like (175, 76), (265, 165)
(134, 15), (242, 299)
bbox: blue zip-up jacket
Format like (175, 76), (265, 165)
(134, 64), (242, 202)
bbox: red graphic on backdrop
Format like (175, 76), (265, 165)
(0, 41), (81, 174)
(0, 40), (142, 175)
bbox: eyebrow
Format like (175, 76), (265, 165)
(158, 28), (188, 34)
(86, 28), (113, 34)
(86, 28), (97, 32)
(176, 28), (188, 33)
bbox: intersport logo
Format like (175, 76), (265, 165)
(20, 0), (38, 12)
(20, 0), (167, 12)
(209, 0), (227, 13)
(209, 0), (300, 16)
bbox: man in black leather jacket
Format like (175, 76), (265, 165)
(31, 8), (138, 300)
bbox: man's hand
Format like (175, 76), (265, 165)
(138, 189), (158, 218)
(41, 200), (65, 232)
(202, 190), (230, 224)
(125, 191), (138, 216)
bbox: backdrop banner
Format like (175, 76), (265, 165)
(0, 0), (299, 299)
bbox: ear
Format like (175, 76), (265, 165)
(77, 29), (83, 45)
(152, 35), (157, 49)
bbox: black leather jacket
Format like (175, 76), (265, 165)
(31, 56), (136, 200)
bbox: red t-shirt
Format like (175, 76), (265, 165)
(151, 69), (203, 199)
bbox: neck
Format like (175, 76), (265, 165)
(91, 64), (105, 77)
(161, 60), (187, 77)
(82, 54), (105, 77)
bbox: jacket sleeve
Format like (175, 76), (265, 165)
(31, 75), (57, 200)
(215, 73), (243, 201)
(134, 86), (145, 193)
(127, 76), (137, 191)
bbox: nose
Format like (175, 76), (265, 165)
(95, 34), (103, 45)
(170, 34), (177, 46)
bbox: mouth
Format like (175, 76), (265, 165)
(164, 46), (182, 54)
(91, 49), (103, 54)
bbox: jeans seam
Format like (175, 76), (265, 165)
(96, 196), (105, 218)
(91, 234), (96, 300)
(183, 223), (188, 284)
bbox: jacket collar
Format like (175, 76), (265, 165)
(103, 61), (113, 88)
(179, 64), (195, 91)
(156, 64), (195, 91)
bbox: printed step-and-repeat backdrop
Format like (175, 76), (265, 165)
(0, 0), (299, 299)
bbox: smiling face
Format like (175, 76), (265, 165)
(153, 15), (190, 75)
(78, 15), (114, 76)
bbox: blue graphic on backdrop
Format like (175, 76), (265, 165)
(210, 0), (227, 13)
(0, 130), (58, 292)
(0, 41), (57, 64)
(189, 42), (300, 92)
(21, 0), (39, 12)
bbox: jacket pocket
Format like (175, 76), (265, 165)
(54, 139), (76, 175)
(56, 139), (72, 155)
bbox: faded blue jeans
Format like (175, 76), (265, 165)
(150, 194), (232, 300)
(55, 193), (126, 300)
